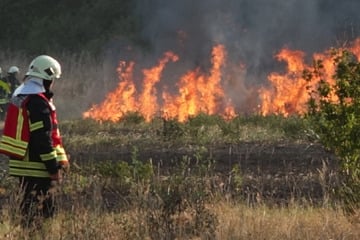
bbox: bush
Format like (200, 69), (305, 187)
(305, 49), (360, 213)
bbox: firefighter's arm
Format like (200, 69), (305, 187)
(27, 95), (60, 177)
(54, 144), (70, 171)
(0, 80), (10, 93)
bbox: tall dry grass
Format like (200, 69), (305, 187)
(1, 192), (359, 239)
(0, 162), (359, 240)
(215, 203), (360, 240)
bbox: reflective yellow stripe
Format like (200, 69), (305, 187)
(40, 150), (57, 161)
(9, 159), (49, 178)
(9, 160), (47, 170)
(9, 168), (50, 178)
(0, 143), (27, 156)
(56, 153), (67, 161)
(54, 146), (68, 161)
(1, 135), (28, 149)
(0, 135), (28, 157)
(0, 104), (29, 158)
(30, 121), (44, 132)
(16, 109), (25, 140)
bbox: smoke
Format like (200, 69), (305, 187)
(101, 0), (360, 114)
(135, 0), (360, 68)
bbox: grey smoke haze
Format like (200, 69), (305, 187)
(129, 0), (360, 111)
(101, 0), (360, 113)
(135, 0), (360, 74)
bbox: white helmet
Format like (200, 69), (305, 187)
(8, 66), (19, 74)
(26, 55), (61, 81)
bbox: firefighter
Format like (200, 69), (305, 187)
(4, 65), (21, 94)
(0, 55), (69, 229)
(0, 67), (11, 120)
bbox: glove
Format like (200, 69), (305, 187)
(58, 160), (70, 172)
(50, 170), (63, 185)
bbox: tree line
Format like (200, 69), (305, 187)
(0, 0), (143, 56)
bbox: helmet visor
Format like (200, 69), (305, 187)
(44, 67), (61, 79)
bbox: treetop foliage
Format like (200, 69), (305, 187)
(0, 0), (142, 55)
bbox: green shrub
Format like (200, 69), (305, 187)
(305, 49), (360, 213)
(122, 112), (146, 125)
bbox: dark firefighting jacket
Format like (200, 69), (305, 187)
(0, 93), (68, 177)
(4, 74), (20, 94)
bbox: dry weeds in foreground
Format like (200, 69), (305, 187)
(214, 203), (360, 240)
(1, 200), (360, 239)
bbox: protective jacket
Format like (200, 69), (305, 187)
(0, 79), (10, 105)
(0, 78), (68, 177)
(4, 74), (20, 94)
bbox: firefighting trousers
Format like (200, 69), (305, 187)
(18, 176), (56, 228)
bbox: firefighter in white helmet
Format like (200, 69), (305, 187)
(0, 55), (69, 229)
(4, 65), (20, 94)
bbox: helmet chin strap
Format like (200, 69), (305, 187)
(43, 80), (54, 99)
(44, 90), (54, 100)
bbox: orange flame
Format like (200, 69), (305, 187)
(259, 39), (360, 116)
(84, 44), (235, 122)
(162, 44), (236, 122)
(84, 38), (360, 122)
(83, 61), (137, 122)
(258, 48), (309, 116)
(139, 51), (179, 122)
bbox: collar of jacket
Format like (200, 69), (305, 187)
(13, 77), (45, 96)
